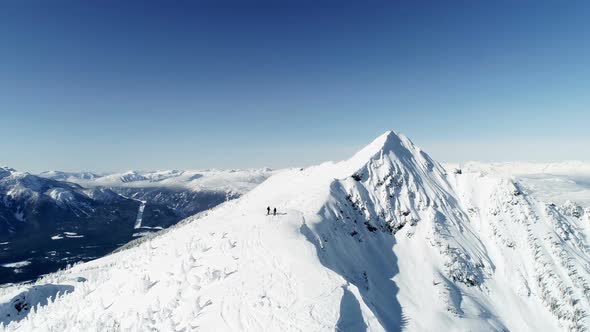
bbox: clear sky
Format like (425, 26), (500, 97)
(1, 1), (589, 172)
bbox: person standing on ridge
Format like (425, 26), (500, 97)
(267, 206), (271, 215)
(273, 208), (277, 216)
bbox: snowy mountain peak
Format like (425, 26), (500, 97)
(342, 131), (445, 184)
(349, 131), (412, 163)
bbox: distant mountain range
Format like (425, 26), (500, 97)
(0, 167), (274, 284)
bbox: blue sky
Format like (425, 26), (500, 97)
(1, 1), (589, 172)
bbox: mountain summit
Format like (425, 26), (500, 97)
(347, 130), (422, 165)
(1, 131), (589, 331)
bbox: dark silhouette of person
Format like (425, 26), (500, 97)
(273, 208), (277, 216)
(267, 206), (270, 215)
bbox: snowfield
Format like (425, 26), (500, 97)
(1, 131), (589, 331)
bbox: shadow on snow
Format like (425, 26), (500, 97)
(300, 188), (407, 331)
(336, 285), (368, 331)
(0, 284), (74, 326)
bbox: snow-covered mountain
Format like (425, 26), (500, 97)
(2, 132), (590, 331)
(0, 167), (144, 284)
(0, 167), (141, 237)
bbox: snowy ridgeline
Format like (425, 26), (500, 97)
(1, 131), (590, 331)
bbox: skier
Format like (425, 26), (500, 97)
(267, 206), (271, 215)
(273, 207), (277, 216)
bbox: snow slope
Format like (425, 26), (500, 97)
(1, 132), (589, 331)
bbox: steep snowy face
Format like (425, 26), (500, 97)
(299, 132), (499, 330)
(1, 131), (589, 331)
(325, 132), (491, 286)
(451, 173), (590, 331)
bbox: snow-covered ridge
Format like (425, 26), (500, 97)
(1, 131), (589, 331)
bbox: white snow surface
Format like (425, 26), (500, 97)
(1, 132), (590, 331)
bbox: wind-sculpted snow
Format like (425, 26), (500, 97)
(1, 131), (589, 331)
